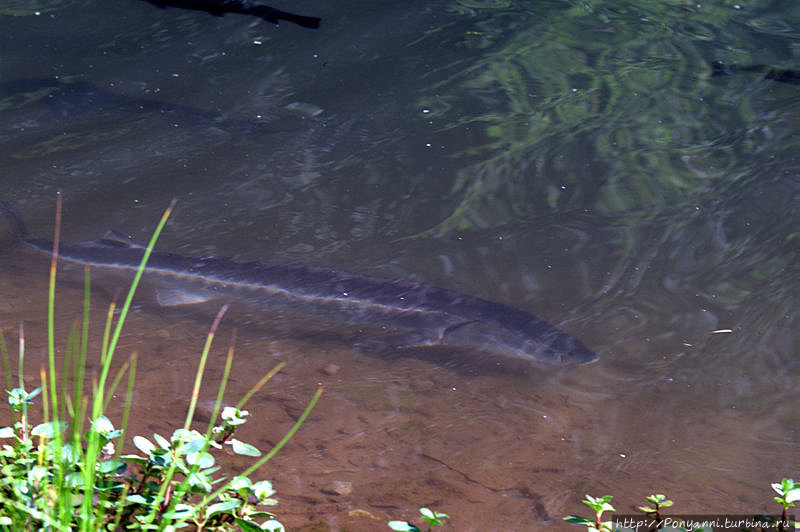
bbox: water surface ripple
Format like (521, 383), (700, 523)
(0, 0), (797, 529)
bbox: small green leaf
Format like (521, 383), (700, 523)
(0, 427), (15, 438)
(584, 494), (615, 513)
(229, 476), (252, 492)
(784, 480), (800, 503)
(65, 472), (84, 487)
(253, 480), (276, 501)
(171, 428), (204, 447)
(186, 450), (215, 469)
(133, 436), (155, 455)
(96, 459), (126, 474)
(222, 406), (250, 425)
(162, 503), (195, 519)
(260, 519), (285, 532)
(153, 433), (170, 449)
(31, 421), (66, 438)
(125, 494), (153, 505)
(230, 438), (261, 457)
(180, 439), (205, 456)
(204, 465), (221, 476)
(564, 515), (594, 525)
(149, 451), (172, 469)
(206, 500), (241, 518)
(95, 479), (126, 493)
(418, 507), (449, 526)
(233, 519), (263, 532)
(121, 455), (148, 466)
(388, 522), (420, 532)
(92, 415), (115, 436)
(187, 471), (212, 492)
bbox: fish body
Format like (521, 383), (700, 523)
(1, 204), (598, 369)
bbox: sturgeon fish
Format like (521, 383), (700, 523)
(1, 203), (598, 370)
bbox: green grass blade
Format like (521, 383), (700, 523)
(80, 198), (176, 532)
(46, 192), (62, 428)
(17, 323), (27, 441)
(117, 353), (137, 459)
(17, 323), (24, 392)
(100, 299), (115, 366)
(184, 304), (228, 431)
(143, 305), (231, 526)
(97, 198), (177, 399)
(43, 195), (69, 526)
(72, 266), (91, 421)
(0, 331), (10, 391)
(235, 361), (286, 411)
(204, 330), (236, 440)
(102, 357), (133, 413)
(39, 366), (49, 426)
(60, 320), (78, 421)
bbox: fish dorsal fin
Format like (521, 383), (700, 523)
(441, 320), (485, 345)
(99, 229), (146, 249)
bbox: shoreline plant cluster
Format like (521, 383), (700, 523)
(0, 197), (321, 530)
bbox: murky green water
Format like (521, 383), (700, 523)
(0, 0), (797, 529)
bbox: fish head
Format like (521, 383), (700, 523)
(543, 332), (599, 366)
(441, 319), (598, 367)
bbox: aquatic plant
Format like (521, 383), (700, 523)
(409, 0), (793, 237)
(388, 507), (450, 531)
(563, 494), (617, 532)
(564, 484), (799, 532)
(0, 195), (321, 529)
(773, 479), (800, 529)
(386, 483), (798, 531)
(637, 493), (674, 523)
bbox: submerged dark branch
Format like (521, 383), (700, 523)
(142, 0), (321, 29)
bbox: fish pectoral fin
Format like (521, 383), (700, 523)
(156, 287), (215, 306)
(353, 331), (439, 356)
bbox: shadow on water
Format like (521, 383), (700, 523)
(140, 0), (321, 29)
(0, 76), (297, 161)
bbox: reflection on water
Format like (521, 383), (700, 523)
(0, 0), (797, 529)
